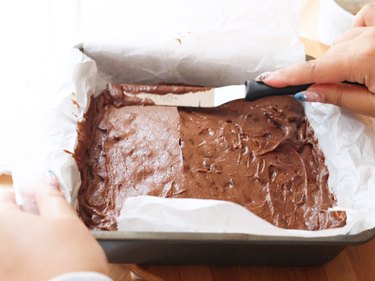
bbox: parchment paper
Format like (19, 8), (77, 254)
(10, 0), (375, 237)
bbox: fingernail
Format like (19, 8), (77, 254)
(44, 170), (60, 190)
(294, 91), (321, 102)
(255, 72), (272, 82)
(294, 92), (307, 101)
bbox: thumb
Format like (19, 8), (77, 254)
(35, 176), (77, 218)
(294, 83), (375, 117)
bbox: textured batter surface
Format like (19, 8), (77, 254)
(74, 84), (346, 231)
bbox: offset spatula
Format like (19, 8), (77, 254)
(130, 80), (313, 108)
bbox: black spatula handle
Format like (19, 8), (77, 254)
(244, 80), (364, 101)
(245, 80), (312, 101)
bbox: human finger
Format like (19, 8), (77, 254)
(353, 3), (375, 27)
(35, 179), (77, 218)
(256, 58), (349, 88)
(333, 27), (365, 44)
(294, 83), (375, 117)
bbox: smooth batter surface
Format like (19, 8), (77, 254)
(74, 84), (346, 231)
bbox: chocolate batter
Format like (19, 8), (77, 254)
(74, 84), (346, 231)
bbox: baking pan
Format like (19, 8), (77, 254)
(90, 56), (373, 265)
(94, 228), (375, 265)
(82, 50), (374, 266)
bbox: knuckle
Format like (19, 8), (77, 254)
(303, 60), (318, 76)
(332, 87), (345, 107)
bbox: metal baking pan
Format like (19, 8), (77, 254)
(82, 50), (374, 266)
(94, 228), (375, 265)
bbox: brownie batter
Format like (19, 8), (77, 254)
(74, 84), (346, 231)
